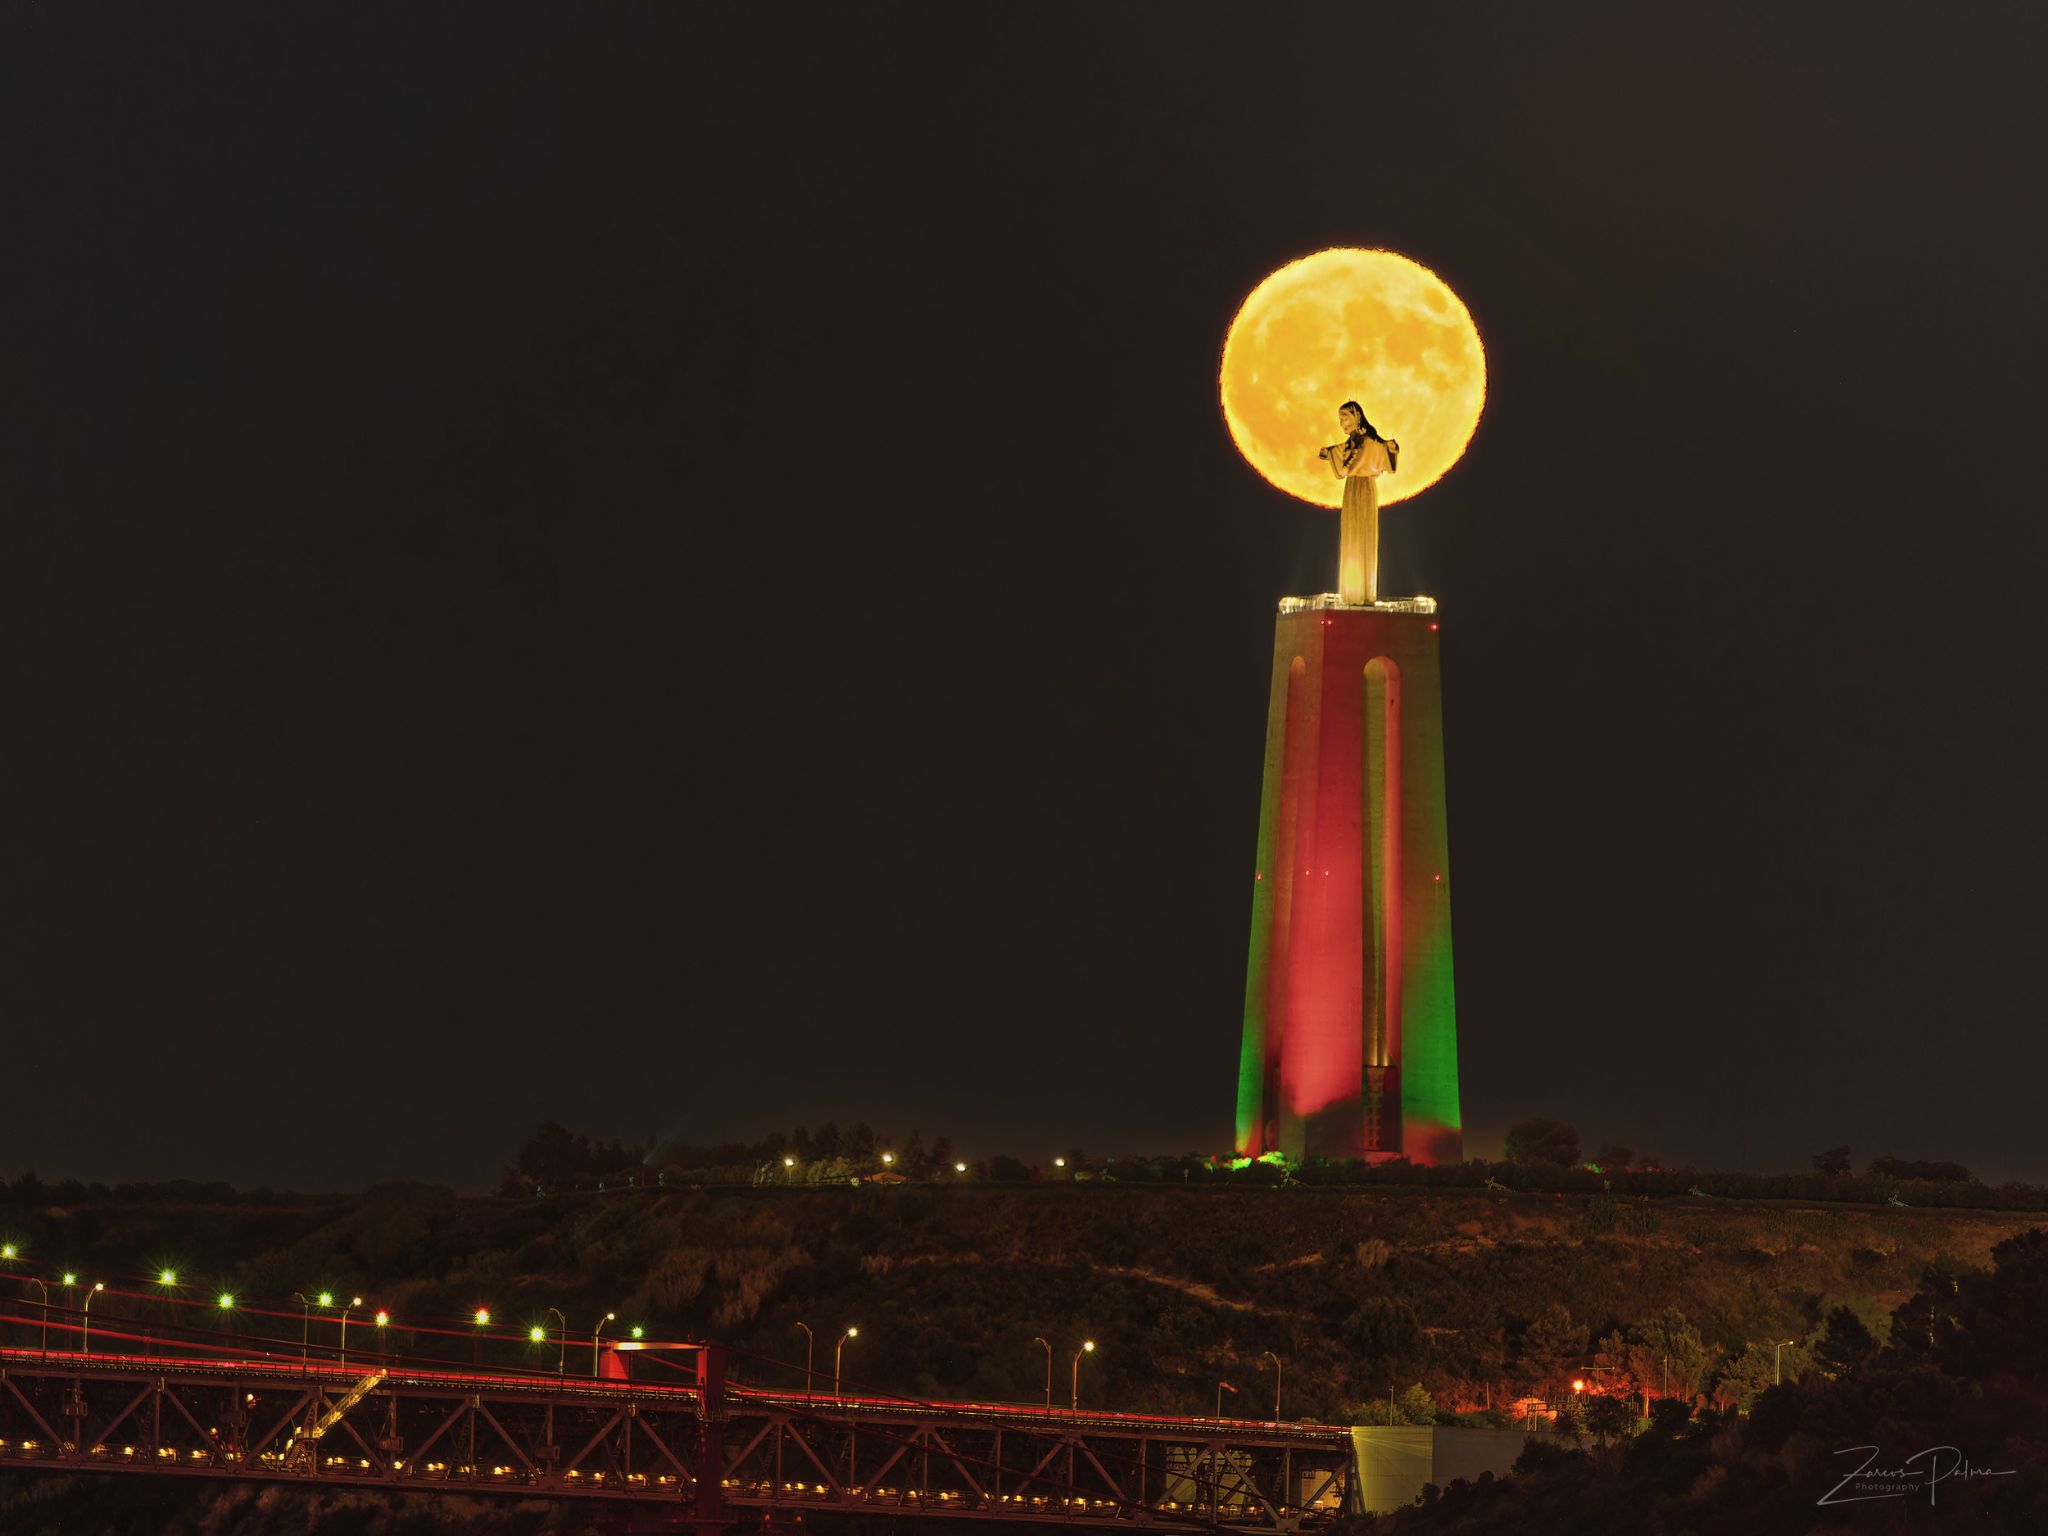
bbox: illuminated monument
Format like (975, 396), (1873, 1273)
(1218, 249), (1483, 1165)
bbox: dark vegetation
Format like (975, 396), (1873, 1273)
(1365, 1229), (2048, 1533)
(2, 1129), (2040, 1533)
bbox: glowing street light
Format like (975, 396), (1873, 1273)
(1571, 1379), (1585, 1394)
(158, 1269), (178, 1287)
(340, 1296), (363, 1366)
(591, 1311), (617, 1377)
(1054, 1157), (1067, 1169)
(473, 1307), (492, 1366)
(630, 1325), (644, 1340)
(1262, 1350), (1283, 1422)
(23, 1276), (50, 1359)
(794, 1321), (815, 1400)
(1774, 1338), (1798, 1386)
(293, 1292), (328, 1365)
(834, 1326), (859, 1402)
(1031, 1336), (1053, 1410)
(0, 1243), (16, 1261)
(62, 1272), (77, 1287)
(880, 1151), (895, 1165)
(954, 1161), (968, 1174)
(1071, 1340), (1095, 1414)
(80, 1281), (106, 1354)
(218, 1292), (235, 1310)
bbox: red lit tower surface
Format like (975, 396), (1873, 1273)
(1235, 595), (1462, 1165)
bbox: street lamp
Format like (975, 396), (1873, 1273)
(794, 1321), (815, 1400)
(1032, 1336), (1053, 1410)
(1071, 1340), (1095, 1414)
(545, 1308), (569, 1374)
(293, 1293), (330, 1364)
(473, 1307), (492, 1366)
(834, 1326), (859, 1402)
(591, 1312), (617, 1377)
(1774, 1338), (1797, 1386)
(955, 1162), (968, 1174)
(1216, 1379), (1238, 1420)
(80, 1282), (106, 1354)
(880, 1151), (895, 1165)
(24, 1277), (49, 1359)
(374, 1310), (390, 1363)
(1262, 1350), (1283, 1422)
(340, 1297), (363, 1366)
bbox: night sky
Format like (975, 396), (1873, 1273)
(4, 5), (2044, 1190)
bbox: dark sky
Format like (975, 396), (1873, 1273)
(4, 5), (2044, 1191)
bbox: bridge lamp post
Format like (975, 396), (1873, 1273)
(339, 1297), (363, 1367)
(1216, 1379), (1238, 1421)
(79, 1282), (105, 1354)
(1071, 1340), (1095, 1414)
(61, 1274), (79, 1355)
(544, 1308), (569, 1374)
(1262, 1351), (1283, 1422)
(783, 1156), (797, 1184)
(1032, 1337), (1053, 1410)
(293, 1293), (332, 1365)
(374, 1310), (390, 1364)
(794, 1322), (815, 1400)
(591, 1312), (617, 1377)
(1774, 1338), (1798, 1386)
(24, 1277), (49, 1359)
(473, 1308), (492, 1366)
(834, 1327), (859, 1402)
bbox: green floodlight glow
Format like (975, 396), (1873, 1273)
(630, 1326), (644, 1340)
(318, 1291), (334, 1307)
(529, 1325), (546, 1343)
(474, 1308), (491, 1326)
(218, 1293), (235, 1310)
(62, 1272), (78, 1287)
(159, 1269), (178, 1285)
(0, 1243), (17, 1261)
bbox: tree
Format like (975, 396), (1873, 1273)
(1504, 1118), (1580, 1167)
(1592, 1143), (1633, 1170)
(842, 1122), (876, 1161)
(1812, 1145), (1852, 1177)
(1712, 1340), (1807, 1412)
(1584, 1393), (1633, 1443)
(1596, 1309), (1715, 1403)
(812, 1122), (841, 1160)
(1525, 1304), (1581, 1394)
(1813, 1305), (1878, 1375)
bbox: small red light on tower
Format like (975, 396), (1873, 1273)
(1430, 622), (1439, 631)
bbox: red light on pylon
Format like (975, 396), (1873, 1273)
(1430, 622), (1439, 631)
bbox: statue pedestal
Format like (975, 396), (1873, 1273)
(1235, 598), (1462, 1165)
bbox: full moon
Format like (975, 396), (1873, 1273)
(1220, 248), (1485, 509)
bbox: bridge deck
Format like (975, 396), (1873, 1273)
(0, 1348), (1355, 1528)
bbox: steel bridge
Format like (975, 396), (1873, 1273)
(0, 1346), (1355, 1530)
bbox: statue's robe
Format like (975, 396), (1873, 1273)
(1323, 435), (1394, 604)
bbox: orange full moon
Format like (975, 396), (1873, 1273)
(1220, 248), (1485, 509)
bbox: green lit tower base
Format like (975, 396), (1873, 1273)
(1235, 595), (1462, 1165)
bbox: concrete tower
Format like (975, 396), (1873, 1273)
(1234, 594), (1462, 1165)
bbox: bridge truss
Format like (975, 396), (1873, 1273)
(0, 1350), (1354, 1530)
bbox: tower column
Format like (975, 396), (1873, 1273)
(1236, 599), (1461, 1165)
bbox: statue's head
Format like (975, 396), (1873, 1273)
(1338, 401), (1375, 438)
